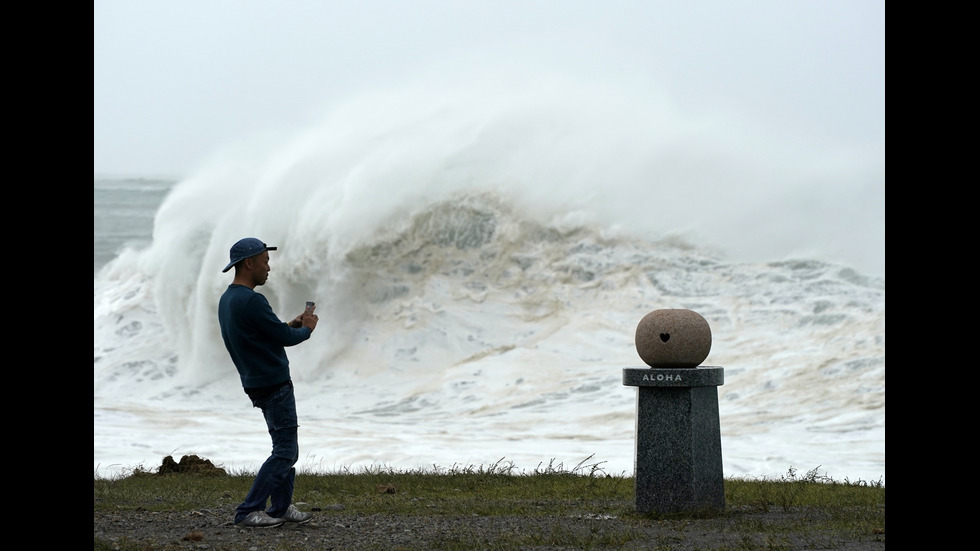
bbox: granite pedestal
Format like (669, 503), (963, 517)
(622, 366), (725, 514)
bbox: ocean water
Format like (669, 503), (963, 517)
(93, 81), (884, 483)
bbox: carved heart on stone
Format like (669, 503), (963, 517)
(634, 309), (711, 367)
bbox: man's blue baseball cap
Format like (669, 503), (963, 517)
(222, 237), (278, 272)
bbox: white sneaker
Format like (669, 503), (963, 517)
(277, 504), (313, 524)
(236, 510), (286, 528)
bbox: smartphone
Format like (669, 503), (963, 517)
(306, 301), (315, 311)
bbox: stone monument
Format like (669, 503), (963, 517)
(623, 309), (725, 513)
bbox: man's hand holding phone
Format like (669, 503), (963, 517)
(302, 301), (318, 332)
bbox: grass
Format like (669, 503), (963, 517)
(94, 457), (885, 550)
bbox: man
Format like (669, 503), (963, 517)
(217, 237), (319, 528)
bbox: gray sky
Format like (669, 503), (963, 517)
(94, 0), (884, 179)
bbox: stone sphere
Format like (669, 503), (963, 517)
(635, 309), (711, 368)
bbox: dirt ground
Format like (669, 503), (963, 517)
(94, 506), (885, 550)
(95, 456), (885, 549)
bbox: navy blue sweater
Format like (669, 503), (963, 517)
(218, 284), (312, 389)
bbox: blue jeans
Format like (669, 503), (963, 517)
(234, 381), (299, 523)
